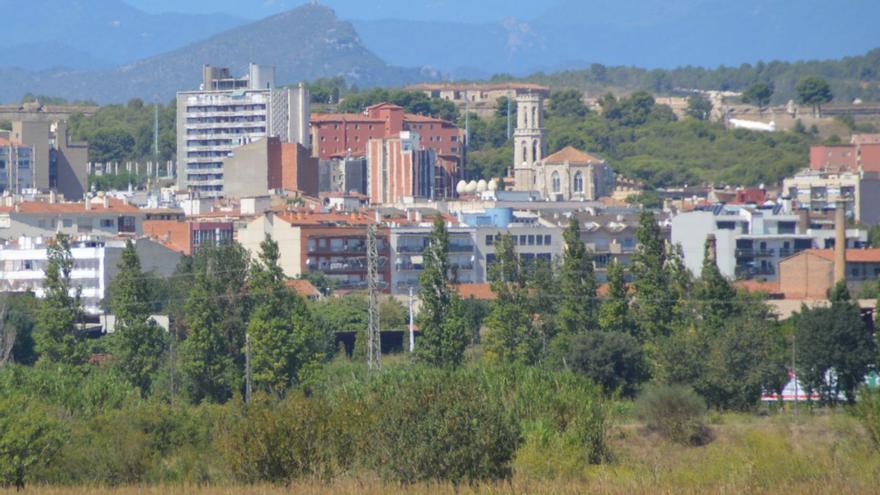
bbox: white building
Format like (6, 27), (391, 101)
(389, 222), (477, 294)
(176, 63), (310, 198)
(0, 237), (180, 315)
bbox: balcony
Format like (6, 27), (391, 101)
(735, 248), (775, 258)
(735, 265), (776, 279)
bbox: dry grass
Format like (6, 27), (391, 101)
(8, 412), (880, 495)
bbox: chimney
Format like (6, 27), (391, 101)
(49, 190), (57, 204)
(834, 198), (847, 285)
(103, 195), (110, 208)
(705, 234), (717, 265)
(84, 194), (91, 211)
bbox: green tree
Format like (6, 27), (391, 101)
(741, 81), (774, 111)
(795, 281), (876, 403)
(599, 259), (631, 334)
(553, 331), (648, 397)
(0, 294), (38, 366)
(685, 94), (712, 120)
(630, 211), (672, 343)
(248, 236), (325, 394)
(416, 217), (468, 368)
(556, 217), (598, 335)
(0, 394), (66, 489)
(693, 237), (736, 329)
(110, 240), (167, 396)
(484, 235), (543, 364)
(35, 235), (87, 365)
(549, 89), (589, 118)
(796, 76), (833, 117)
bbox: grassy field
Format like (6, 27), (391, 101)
(7, 410), (879, 495)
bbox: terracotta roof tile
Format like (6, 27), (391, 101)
(285, 279), (321, 298)
(543, 146), (605, 165)
(455, 283), (497, 301)
(796, 248), (880, 263)
(0, 198), (141, 215)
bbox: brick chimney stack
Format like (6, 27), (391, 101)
(834, 198), (847, 285)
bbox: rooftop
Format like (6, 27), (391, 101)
(0, 197), (141, 215)
(798, 248), (880, 263)
(543, 146), (605, 165)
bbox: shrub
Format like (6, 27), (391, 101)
(549, 332), (649, 398)
(853, 387), (880, 450)
(636, 384), (710, 445)
(0, 394), (66, 489)
(362, 367), (519, 484)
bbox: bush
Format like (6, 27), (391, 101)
(636, 384), (710, 445)
(549, 332), (649, 398)
(0, 394), (66, 489)
(362, 367), (520, 484)
(853, 387), (880, 450)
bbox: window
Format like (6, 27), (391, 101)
(573, 171), (584, 193)
(485, 235), (494, 246)
(527, 235), (535, 245)
(63, 218), (72, 228)
(544, 235), (551, 245)
(519, 235), (527, 245)
(532, 140), (539, 162)
(551, 171), (561, 193)
(100, 219), (114, 228)
(536, 235), (544, 246)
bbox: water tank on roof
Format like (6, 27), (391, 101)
(456, 180), (467, 195)
(477, 179), (488, 193)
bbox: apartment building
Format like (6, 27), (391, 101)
(310, 103), (462, 198)
(810, 133), (880, 173)
(367, 132), (437, 205)
(671, 204), (866, 281)
(176, 64), (310, 197)
(0, 196), (145, 240)
(238, 211), (390, 291)
(319, 156), (367, 195)
(0, 236), (179, 315)
(8, 120), (88, 200)
(389, 221), (477, 294)
(783, 169), (880, 224)
(0, 135), (34, 193)
(143, 219), (235, 255)
(221, 137), (318, 198)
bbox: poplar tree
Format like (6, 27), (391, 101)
(110, 240), (166, 395)
(557, 217), (598, 335)
(35, 235), (86, 365)
(599, 259), (631, 334)
(630, 210), (672, 342)
(417, 217), (468, 368)
(484, 234), (542, 364)
(247, 235), (325, 393)
(693, 237), (736, 330)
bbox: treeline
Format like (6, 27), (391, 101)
(1, 215), (877, 489)
(503, 47), (880, 104)
(465, 90), (812, 188)
(68, 98), (176, 164)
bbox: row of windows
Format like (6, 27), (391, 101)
(187, 104), (267, 113)
(551, 171), (585, 193)
(486, 234), (552, 246)
(486, 252), (553, 265)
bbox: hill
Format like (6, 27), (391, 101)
(0, 4), (428, 104)
(0, 0), (243, 70)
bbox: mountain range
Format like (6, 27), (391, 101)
(0, 0), (878, 103)
(0, 4), (425, 104)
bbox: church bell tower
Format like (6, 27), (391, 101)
(512, 93), (545, 191)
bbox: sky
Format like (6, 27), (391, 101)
(123, 0), (535, 22)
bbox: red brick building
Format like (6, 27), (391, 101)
(310, 103), (463, 198)
(810, 134), (880, 173)
(367, 133), (437, 205)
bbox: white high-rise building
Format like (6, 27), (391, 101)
(512, 93), (545, 191)
(176, 64), (310, 198)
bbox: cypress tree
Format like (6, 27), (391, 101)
(557, 217), (598, 335)
(599, 259), (631, 334)
(631, 210), (672, 342)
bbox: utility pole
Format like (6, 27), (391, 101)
(366, 225), (382, 371)
(245, 332), (253, 403)
(408, 287), (415, 353)
(792, 330), (798, 416)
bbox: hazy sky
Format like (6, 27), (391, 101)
(124, 0), (530, 22)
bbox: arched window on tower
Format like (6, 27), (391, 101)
(532, 140), (538, 163)
(532, 106), (537, 128)
(573, 171), (584, 193)
(522, 143), (528, 164)
(551, 171), (561, 193)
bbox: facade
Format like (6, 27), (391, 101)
(143, 219), (234, 255)
(671, 205), (866, 281)
(783, 170), (880, 224)
(367, 132), (436, 205)
(319, 156), (367, 195)
(221, 137), (318, 198)
(535, 147), (614, 201)
(8, 120), (88, 200)
(778, 249), (880, 299)
(405, 82), (551, 118)
(310, 103), (462, 198)
(176, 64), (310, 197)
(238, 212), (390, 290)
(0, 136), (34, 194)
(0, 197), (144, 240)
(389, 224), (477, 294)
(0, 236), (180, 315)
(810, 134), (880, 173)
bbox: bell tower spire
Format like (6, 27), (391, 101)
(512, 92), (544, 191)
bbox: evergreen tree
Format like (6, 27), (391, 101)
(34, 235), (86, 365)
(556, 217), (598, 336)
(694, 237), (736, 330)
(110, 240), (166, 395)
(416, 217), (468, 368)
(599, 259), (631, 334)
(248, 236), (326, 393)
(484, 234), (543, 364)
(631, 211), (672, 342)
